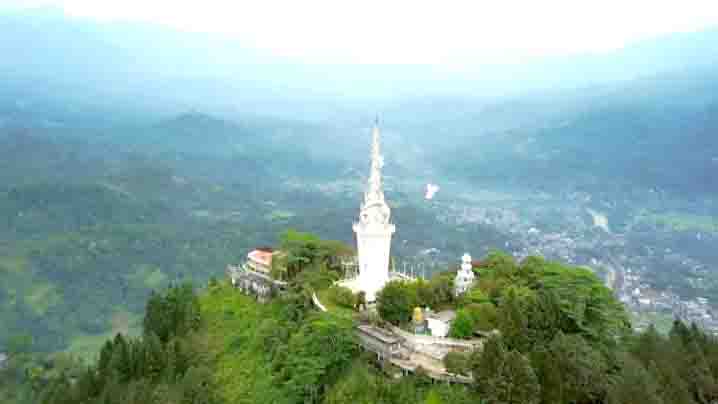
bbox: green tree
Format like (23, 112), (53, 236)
(72, 366), (101, 402)
(464, 288), (490, 305)
(669, 319), (692, 346)
(428, 272), (454, 307)
(483, 251), (518, 279)
(500, 350), (540, 404)
(323, 362), (381, 404)
(376, 281), (415, 325)
(497, 288), (531, 352)
(327, 285), (356, 309)
(98, 339), (115, 374)
(143, 291), (169, 343)
(650, 361), (693, 404)
(525, 289), (565, 346)
(181, 365), (217, 404)
(443, 351), (471, 376)
(279, 229), (323, 279)
(464, 303), (498, 332)
(414, 279), (435, 307)
(630, 325), (663, 365)
(281, 314), (357, 402)
(143, 332), (165, 381)
(607, 355), (664, 404)
(39, 373), (74, 404)
(473, 336), (540, 404)
(682, 339), (717, 402)
(449, 309), (475, 339)
(532, 332), (608, 404)
(144, 284), (201, 344)
(108, 334), (132, 382)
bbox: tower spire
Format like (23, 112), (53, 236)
(350, 117), (396, 302)
(357, 118), (391, 226)
(366, 119), (386, 209)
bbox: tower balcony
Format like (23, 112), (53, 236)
(353, 221), (396, 236)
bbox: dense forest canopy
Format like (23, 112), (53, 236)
(2, 231), (713, 404)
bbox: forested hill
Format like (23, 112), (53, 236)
(23, 232), (718, 404)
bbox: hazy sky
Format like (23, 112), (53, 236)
(5, 0), (718, 66)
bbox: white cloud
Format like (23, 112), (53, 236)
(4, 0), (718, 65)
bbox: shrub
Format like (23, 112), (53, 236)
(415, 279), (435, 307)
(465, 303), (498, 332)
(449, 309), (475, 339)
(429, 272), (455, 307)
(327, 285), (356, 309)
(377, 281), (416, 325)
(465, 288), (490, 305)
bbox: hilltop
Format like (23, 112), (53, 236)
(25, 230), (718, 404)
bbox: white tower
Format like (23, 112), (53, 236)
(455, 253), (476, 296)
(353, 119), (395, 302)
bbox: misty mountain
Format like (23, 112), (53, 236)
(428, 66), (718, 195)
(2, 8), (718, 118)
(142, 112), (254, 156)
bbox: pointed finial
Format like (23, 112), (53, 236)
(375, 115), (379, 127)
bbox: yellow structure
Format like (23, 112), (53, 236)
(412, 307), (424, 324)
(412, 306), (427, 334)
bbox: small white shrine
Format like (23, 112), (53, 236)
(454, 253), (476, 296)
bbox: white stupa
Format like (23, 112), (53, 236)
(351, 119), (396, 302)
(454, 253), (476, 296)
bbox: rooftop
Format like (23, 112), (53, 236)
(357, 324), (401, 344)
(248, 249), (274, 267)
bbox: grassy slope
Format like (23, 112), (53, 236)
(199, 283), (475, 404)
(200, 283), (288, 404)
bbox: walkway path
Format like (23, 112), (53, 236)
(312, 292), (328, 312)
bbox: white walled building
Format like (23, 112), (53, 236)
(352, 119), (396, 302)
(336, 119), (397, 302)
(426, 310), (457, 338)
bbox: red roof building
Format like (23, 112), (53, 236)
(247, 249), (275, 273)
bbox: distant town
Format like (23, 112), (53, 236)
(431, 188), (718, 334)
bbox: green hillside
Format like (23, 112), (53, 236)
(17, 233), (718, 404)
